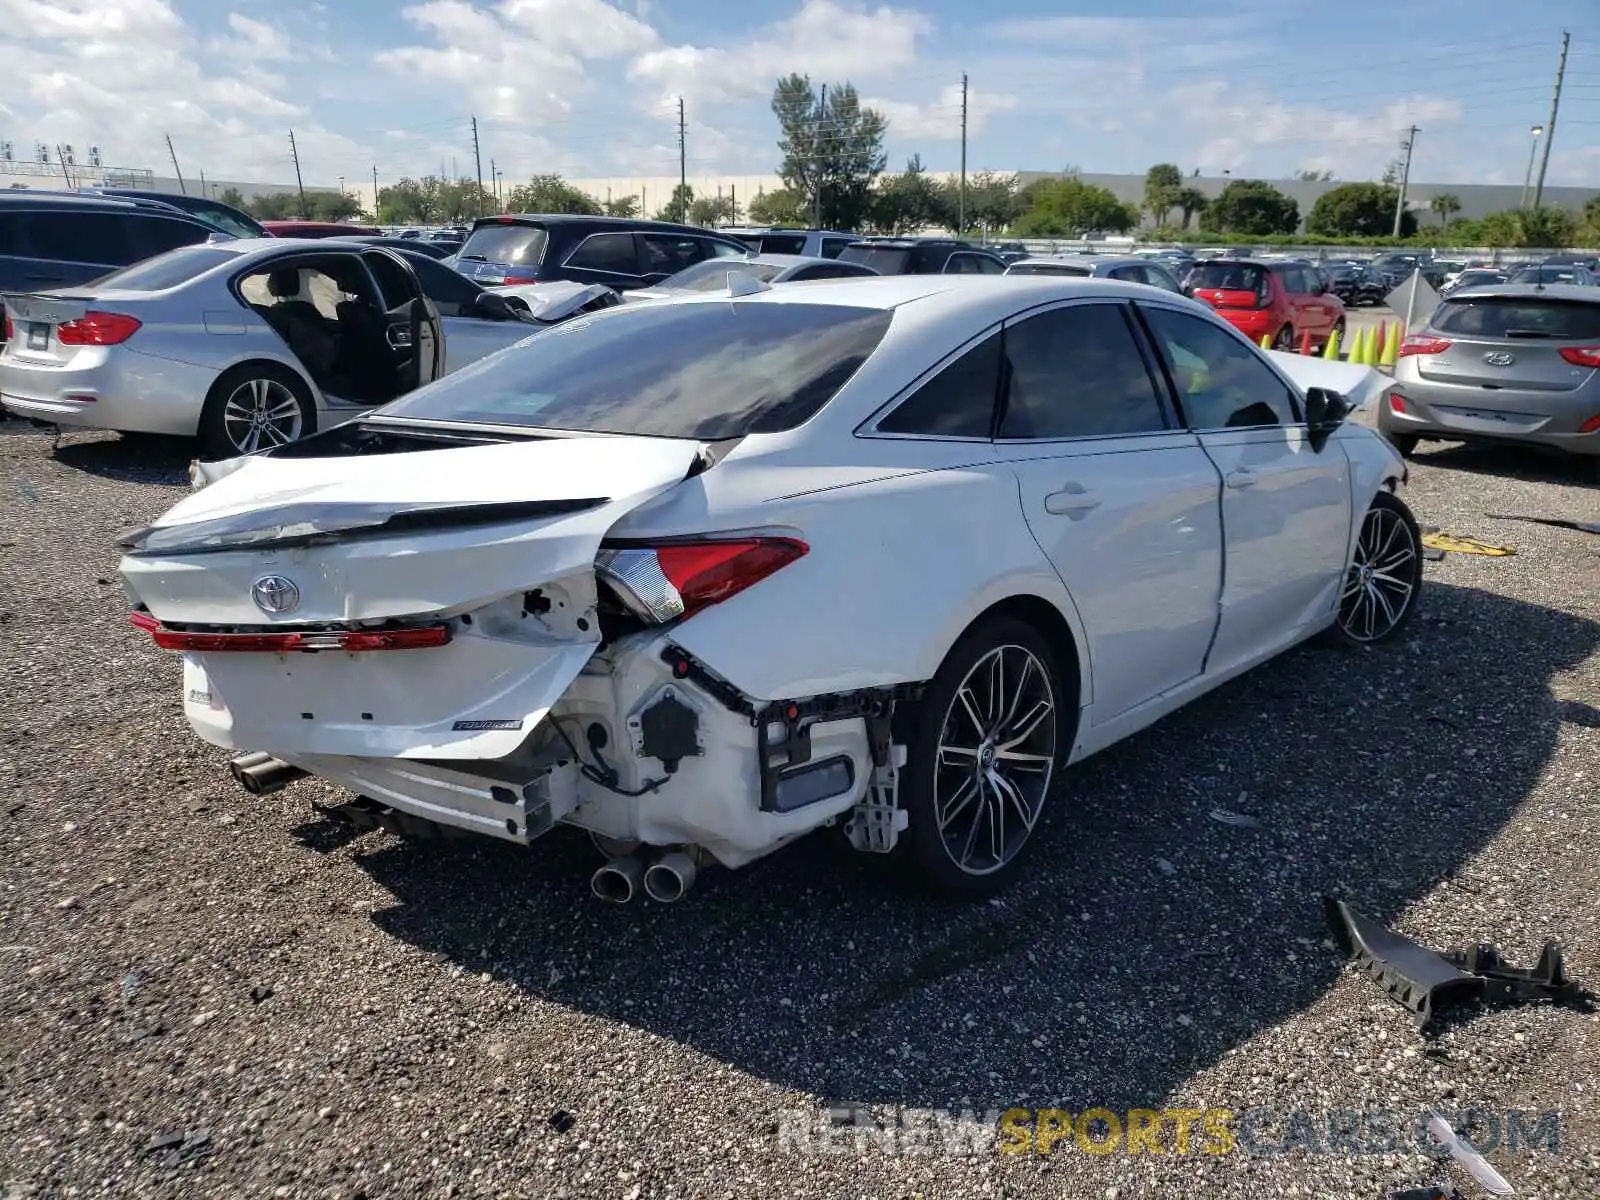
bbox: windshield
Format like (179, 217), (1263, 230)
(1509, 267), (1586, 284)
(1431, 297), (1600, 339)
(1006, 262), (1091, 276)
(459, 223), (549, 265)
(88, 246), (238, 290)
(381, 302), (893, 438)
(755, 233), (807, 255)
(660, 260), (782, 292)
(838, 245), (911, 274)
(181, 202), (262, 239)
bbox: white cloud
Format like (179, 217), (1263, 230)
(862, 83), (1014, 141)
(211, 13), (291, 60)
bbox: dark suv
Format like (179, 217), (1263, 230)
(81, 188), (267, 239)
(836, 238), (1007, 276)
(454, 215), (751, 289)
(0, 193), (218, 342)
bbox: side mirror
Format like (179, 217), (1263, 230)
(1304, 386), (1351, 452)
(473, 290), (515, 321)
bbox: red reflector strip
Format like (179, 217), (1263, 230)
(129, 612), (450, 653)
(1579, 414), (1600, 434)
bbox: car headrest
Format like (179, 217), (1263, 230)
(266, 268), (301, 298)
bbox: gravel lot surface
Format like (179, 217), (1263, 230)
(0, 420), (1596, 1199)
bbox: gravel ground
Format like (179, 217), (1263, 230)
(0, 420), (1596, 1199)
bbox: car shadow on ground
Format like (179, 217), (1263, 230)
(47, 431), (193, 487)
(1407, 440), (1596, 488)
(339, 580), (1594, 1113)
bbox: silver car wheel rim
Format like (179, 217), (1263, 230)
(934, 644), (1056, 876)
(222, 378), (302, 453)
(1339, 505), (1417, 642)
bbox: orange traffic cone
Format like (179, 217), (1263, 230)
(1373, 320), (1388, 365)
(1299, 328), (1313, 355)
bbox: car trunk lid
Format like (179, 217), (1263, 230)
(1415, 296), (1600, 392)
(119, 434), (703, 760)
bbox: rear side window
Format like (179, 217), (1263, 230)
(820, 238), (852, 259)
(1001, 305), (1170, 439)
(16, 212), (139, 265)
(1430, 298), (1600, 339)
(566, 232), (639, 274)
(838, 245), (910, 274)
(641, 235), (706, 274)
(460, 223), (548, 266)
(88, 246), (236, 290)
(140, 217), (213, 257)
(381, 302), (894, 439)
(877, 333), (1002, 438)
(756, 233), (807, 255)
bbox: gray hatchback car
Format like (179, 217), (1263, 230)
(1382, 285), (1600, 472)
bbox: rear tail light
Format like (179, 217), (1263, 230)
(56, 311), (142, 346)
(597, 537), (808, 624)
(1388, 391), (1408, 414)
(1558, 346), (1600, 368)
(1398, 334), (1452, 358)
(130, 610), (451, 653)
(2, 310), (11, 341)
(1579, 414), (1600, 434)
(500, 274), (539, 286)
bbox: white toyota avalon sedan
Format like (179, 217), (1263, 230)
(116, 275), (1421, 903)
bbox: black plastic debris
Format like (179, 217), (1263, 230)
(1486, 512), (1600, 535)
(1326, 897), (1594, 1030)
(1324, 898), (1481, 1028)
(547, 1110), (576, 1134)
(1390, 1187), (1464, 1200)
(143, 1128), (213, 1169)
(249, 984), (274, 1005)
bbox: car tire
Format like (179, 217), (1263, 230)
(198, 363), (315, 460)
(895, 615), (1070, 900)
(1273, 324), (1295, 351)
(1329, 491), (1423, 648)
(1384, 432), (1420, 457)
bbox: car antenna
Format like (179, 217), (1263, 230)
(726, 272), (772, 298)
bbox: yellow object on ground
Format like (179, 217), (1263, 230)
(1347, 326), (1367, 365)
(1260, 333), (1273, 350)
(1379, 322), (1402, 368)
(1323, 327), (1341, 360)
(1421, 532), (1516, 556)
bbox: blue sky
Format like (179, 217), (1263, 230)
(0, 0), (1596, 190)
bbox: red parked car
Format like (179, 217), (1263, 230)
(1183, 258), (1346, 351)
(260, 219), (382, 239)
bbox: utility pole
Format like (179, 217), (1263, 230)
(1520, 125), (1544, 210)
(199, 168), (207, 199)
(471, 115), (484, 218)
(288, 130), (306, 218)
(958, 73), (968, 235)
(165, 134), (186, 195)
(730, 183), (737, 224)
(372, 165), (379, 220)
(1532, 29), (1569, 210)
(814, 83), (826, 229)
(677, 96), (687, 216)
(55, 146), (71, 187)
(491, 158), (498, 208)
(1391, 125), (1417, 238)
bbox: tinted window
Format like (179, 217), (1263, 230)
(838, 245), (910, 274)
(877, 333), (1001, 438)
(1106, 265), (1143, 282)
(567, 232), (639, 274)
(405, 253), (482, 315)
(1430, 297), (1600, 339)
(1185, 263), (1268, 298)
(181, 201), (261, 238)
(795, 264), (868, 281)
(944, 253), (982, 275)
(18, 212), (139, 264)
(1279, 266), (1308, 293)
(640, 235), (705, 275)
(88, 245), (236, 290)
(820, 238), (851, 260)
(973, 254), (1005, 275)
(1142, 265), (1181, 292)
(382, 302), (893, 439)
(664, 260), (781, 292)
(1001, 305), (1169, 439)
(363, 251), (416, 309)
(459, 223), (548, 266)
(1141, 307), (1298, 429)
(756, 233), (807, 255)
(704, 240), (747, 259)
(1007, 262), (1090, 277)
(141, 217), (212, 257)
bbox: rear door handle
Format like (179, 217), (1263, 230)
(1225, 469), (1257, 489)
(1044, 485), (1102, 516)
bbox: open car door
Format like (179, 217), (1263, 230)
(360, 247), (443, 393)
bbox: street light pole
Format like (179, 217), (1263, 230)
(1520, 125), (1544, 210)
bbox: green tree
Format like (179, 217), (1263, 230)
(305, 191), (365, 222)
(1516, 205), (1575, 248)
(603, 195), (641, 218)
(688, 194), (736, 227)
(504, 174), (601, 215)
(1174, 186), (1208, 229)
(869, 155), (941, 234)
(1199, 179), (1299, 236)
(1578, 194), (1600, 245)
(772, 74), (887, 231)
(1307, 183), (1413, 237)
(1479, 210), (1520, 248)
(1429, 192), (1461, 225)
(1142, 162), (1182, 225)
(246, 192), (300, 220)
(217, 186), (247, 210)
(747, 186), (807, 226)
(376, 176), (444, 223)
(653, 183), (694, 224)
(1012, 177), (1135, 237)
(937, 170), (1022, 235)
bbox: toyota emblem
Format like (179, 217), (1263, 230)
(251, 574), (301, 615)
(1484, 351), (1516, 367)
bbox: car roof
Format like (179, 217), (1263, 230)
(740, 253), (839, 268)
(1014, 254), (1153, 269)
(0, 190), (188, 213)
(468, 213), (738, 238)
(844, 237), (970, 248)
(1439, 283), (1600, 302)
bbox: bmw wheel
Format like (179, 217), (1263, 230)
(1334, 491), (1423, 646)
(198, 363), (315, 459)
(898, 616), (1067, 899)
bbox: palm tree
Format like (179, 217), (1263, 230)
(1174, 187), (1209, 230)
(1429, 193), (1461, 225)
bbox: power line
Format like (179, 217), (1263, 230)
(1532, 29), (1569, 208)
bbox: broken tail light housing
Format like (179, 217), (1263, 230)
(56, 312), (142, 346)
(597, 537), (808, 624)
(1558, 346), (1600, 368)
(130, 610), (451, 653)
(1397, 334), (1451, 358)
